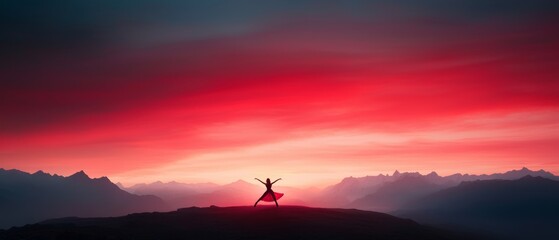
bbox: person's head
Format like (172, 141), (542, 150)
(266, 178), (271, 184)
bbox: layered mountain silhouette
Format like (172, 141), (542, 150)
(350, 175), (449, 212)
(320, 167), (558, 208)
(396, 176), (559, 240)
(125, 180), (221, 208)
(0, 206), (487, 240)
(125, 179), (319, 209)
(0, 169), (166, 229)
(122, 167), (558, 211)
(2, 166), (557, 238)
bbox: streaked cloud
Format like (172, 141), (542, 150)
(1, 1), (558, 186)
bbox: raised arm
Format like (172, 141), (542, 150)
(271, 178), (282, 184)
(254, 178), (266, 185)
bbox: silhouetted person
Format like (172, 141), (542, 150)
(254, 178), (282, 207)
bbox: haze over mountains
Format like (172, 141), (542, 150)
(115, 167), (559, 211)
(323, 167), (559, 209)
(123, 179), (319, 209)
(1, 166), (558, 239)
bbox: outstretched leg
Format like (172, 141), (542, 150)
(254, 191), (268, 207)
(270, 190), (278, 207)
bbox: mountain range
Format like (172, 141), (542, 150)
(396, 176), (559, 240)
(350, 175), (449, 212)
(122, 167), (558, 211)
(0, 169), (166, 229)
(324, 167), (559, 210)
(123, 179), (320, 209)
(1, 166), (558, 238)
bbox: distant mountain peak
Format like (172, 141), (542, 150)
(393, 170), (401, 176)
(515, 167), (532, 173)
(497, 167), (557, 180)
(427, 171), (439, 177)
(97, 176), (112, 182)
(68, 170), (90, 181)
(33, 170), (51, 176)
(340, 176), (357, 183)
(515, 167), (540, 173)
(232, 179), (249, 184)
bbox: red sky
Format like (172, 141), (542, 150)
(1, 1), (558, 187)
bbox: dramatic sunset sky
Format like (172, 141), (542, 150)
(1, 1), (558, 187)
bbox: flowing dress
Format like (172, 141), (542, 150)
(261, 181), (284, 202)
(262, 192), (284, 202)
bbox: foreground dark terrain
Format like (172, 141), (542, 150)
(0, 206), (483, 240)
